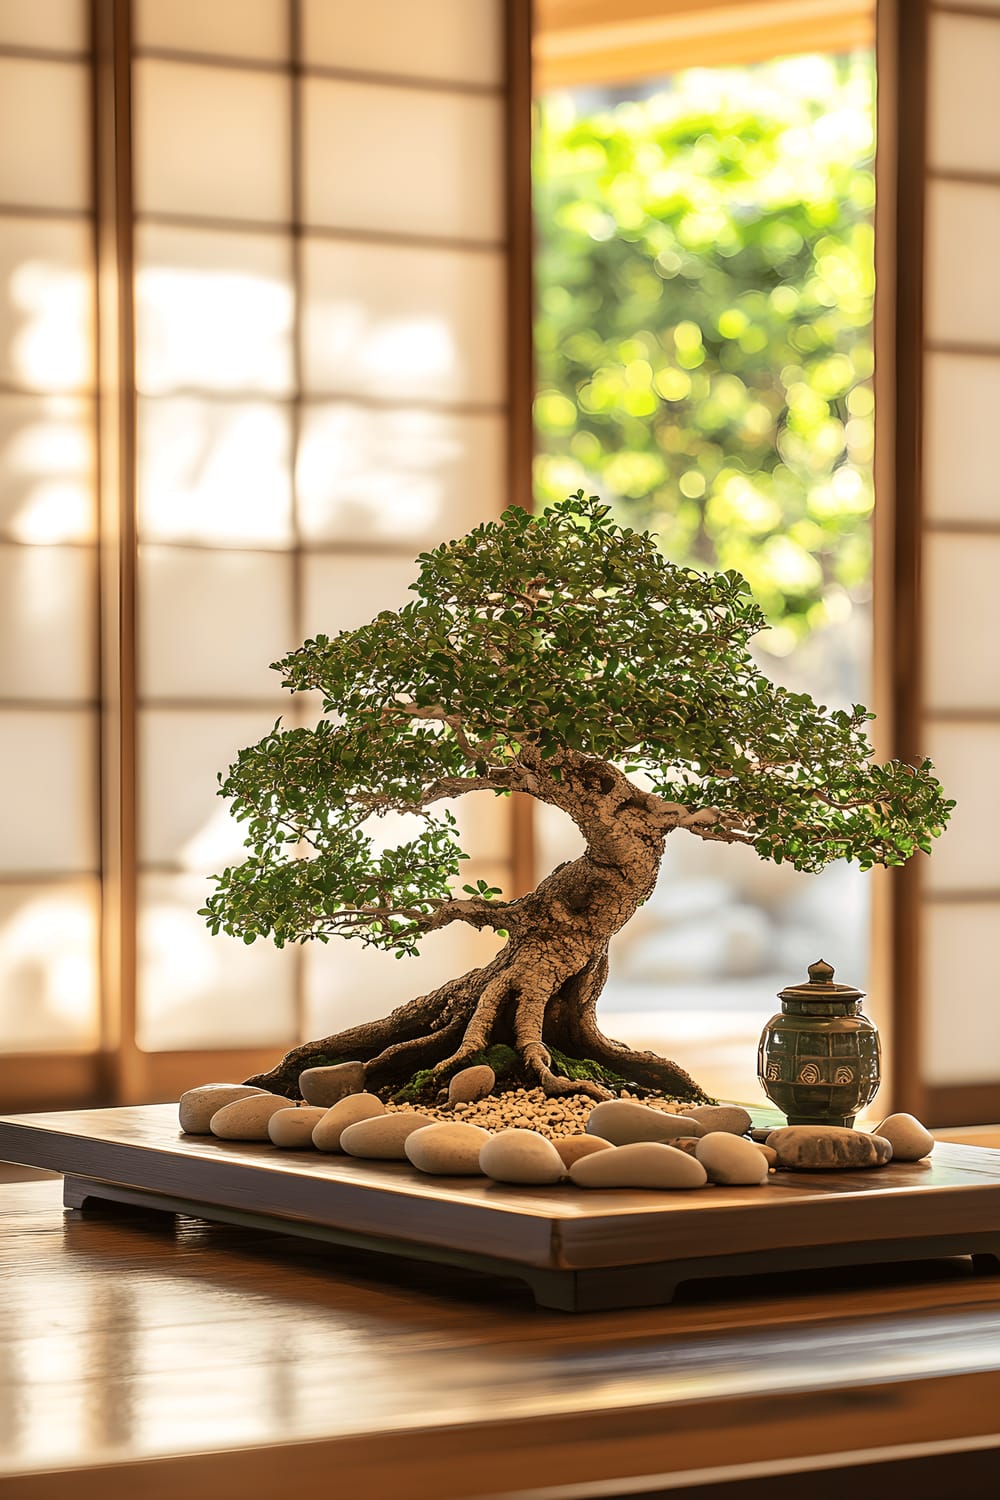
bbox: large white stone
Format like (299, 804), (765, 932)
(874, 1113), (935, 1162)
(695, 1131), (769, 1185)
(312, 1093), (385, 1152)
(554, 1136), (613, 1170)
(479, 1129), (565, 1185)
(179, 1083), (267, 1134)
(404, 1122), (491, 1175)
(586, 1100), (704, 1146)
(268, 1106), (327, 1148)
(340, 1112), (434, 1160)
(681, 1104), (752, 1136)
(448, 1065), (495, 1106)
(769, 1125), (893, 1170)
(569, 1142), (708, 1190)
(209, 1094), (289, 1140)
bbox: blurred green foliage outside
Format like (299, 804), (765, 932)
(534, 53), (875, 657)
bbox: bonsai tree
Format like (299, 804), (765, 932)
(202, 495), (951, 1103)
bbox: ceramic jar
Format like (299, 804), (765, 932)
(757, 959), (880, 1128)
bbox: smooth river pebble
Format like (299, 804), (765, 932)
(586, 1099), (704, 1146)
(404, 1122), (491, 1175)
(209, 1094), (289, 1140)
(299, 1061), (366, 1107)
(268, 1106), (327, 1148)
(479, 1129), (565, 1185)
(448, 1065), (495, 1106)
(179, 1084), (267, 1134)
(681, 1104), (753, 1136)
(554, 1136), (613, 1169)
(874, 1113), (934, 1162)
(695, 1131), (769, 1185)
(769, 1125), (893, 1170)
(569, 1142), (708, 1190)
(340, 1112), (434, 1160)
(312, 1093), (385, 1152)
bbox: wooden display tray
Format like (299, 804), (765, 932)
(2, 1103), (1000, 1311)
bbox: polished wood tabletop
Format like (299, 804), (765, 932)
(3, 1177), (1000, 1498)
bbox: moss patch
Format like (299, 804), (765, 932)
(547, 1046), (629, 1089)
(300, 1053), (347, 1069)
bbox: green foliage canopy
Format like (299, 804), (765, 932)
(202, 497), (951, 956)
(534, 55), (875, 651)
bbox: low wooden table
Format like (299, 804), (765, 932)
(3, 1175), (1000, 1497)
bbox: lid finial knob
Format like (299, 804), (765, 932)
(808, 959), (835, 985)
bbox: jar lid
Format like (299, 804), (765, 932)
(778, 958), (865, 1004)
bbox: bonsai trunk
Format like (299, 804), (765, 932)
(245, 753), (710, 1103)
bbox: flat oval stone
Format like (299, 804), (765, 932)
(404, 1122), (491, 1175)
(268, 1106), (327, 1148)
(340, 1112), (434, 1160)
(179, 1084), (268, 1134)
(755, 1144), (778, 1168)
(480, 1129), (565, 1185)
(209, 1094), (289, 1140)
(681, 1104), (752, 1136)
(554, 1136), (613, 1170)
(299, 1061), (366, 1107)
(769, 1125), (893, 1170)
(570, 1142), (708, 1190)
(448, 1064), (495, 1106)
(750, 1126), (776, 1143)
(586, 1100), (704, 1146)
(874, 1112), (934, 1162)
(312, 1093), (385, 1152)
(695, 1131), (769, 1185)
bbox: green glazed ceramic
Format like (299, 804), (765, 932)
(757, 958), (880, 1128)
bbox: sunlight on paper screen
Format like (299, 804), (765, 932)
(0, 219), (92, 391)
(135, 226), (293, 395)
(0, 545), (94, 699)
(296, 403), (503, 544)
(0, 710), (96, 873)
(0, 883), (98, 1049)
(0, 395), (95, 541)
(138, 874), (295, 1049)
(137, 397), (292, 546)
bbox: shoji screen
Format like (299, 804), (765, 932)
(129, 0), (518, 1084)
(0, 0), (530, 1109)
(0, 1), (100, 1057)
(891, 0), (1000, 1123)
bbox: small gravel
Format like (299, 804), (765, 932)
(382, 1086), (689, 1141)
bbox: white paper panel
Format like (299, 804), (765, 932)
(302, 553), (417, 638)
(924, 535), (1000, 710)
(0, 0), (86, 51)
(137, 873), (296, 1049)
(0, 59), (88, 211)
(0, 217), (92, 392)
(0, 544), (94, 699)
(357, 793), (511, 865)
(303, 79), (502, 241)
(923, 902), (1000, 1083)
(302, 239), (504, 403)
(926, 181), (1000, 348)
(301, 0), (502, 84)
(0, 395), (95, 542)
(0, 880), (98, 1050)
(297, 403), (503, 544)
(924, 354), (1000, 524)
(924, 724), (1000, 892)
(139, 546), (294, 701)
(304, 866), (508, 1037)
(137, 398), (292, 547)
(140, 708), (286, 871)
(0, 710), (95, 872)
(134, 0), (287, 60)
(929, 14), (1000, 175)
(135, 225), (294, 396)
(135, 61), (290, 223)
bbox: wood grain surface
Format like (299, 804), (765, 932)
(3, 1178), (1000, 1498)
